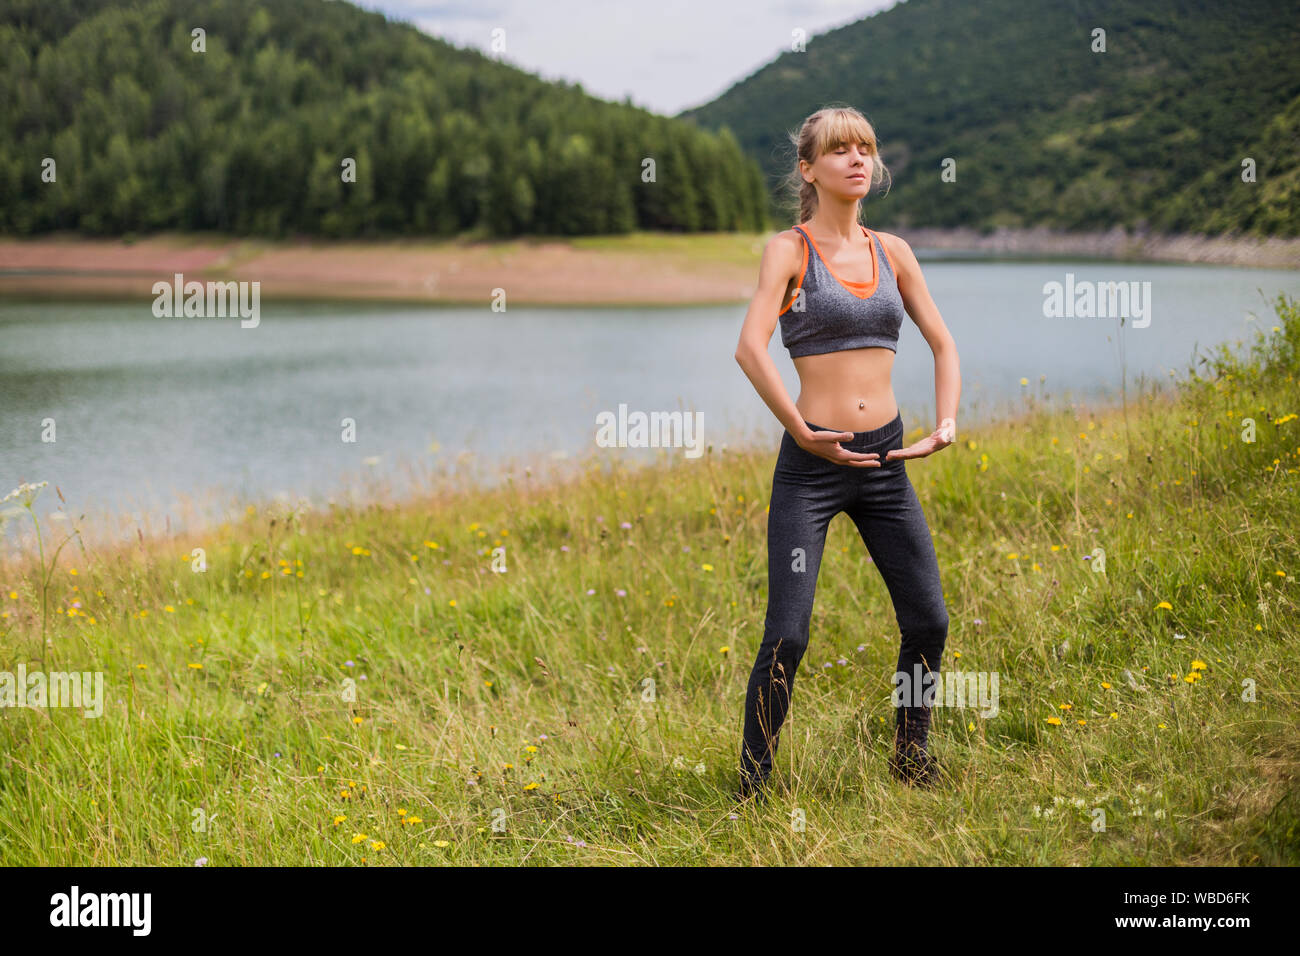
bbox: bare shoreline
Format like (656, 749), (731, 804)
(0, 227), (1295, 306)
(900, 225), (1300, 269)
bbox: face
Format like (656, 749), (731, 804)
(803, 140), (874, 201)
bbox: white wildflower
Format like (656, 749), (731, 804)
(2, 481), (49, 508)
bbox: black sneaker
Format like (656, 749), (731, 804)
(891, 745), (940, 788)
(732, 773), (769, 805)
(890, 705), (939, 788)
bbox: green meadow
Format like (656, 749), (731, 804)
(1, 295), (1298, 866)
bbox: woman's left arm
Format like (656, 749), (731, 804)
(882, 232), (961, 448)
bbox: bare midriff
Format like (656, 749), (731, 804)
(792, 348), (898, 432)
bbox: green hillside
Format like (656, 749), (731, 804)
(0, 0), (768, 237)
(680, 0), (1300, 237)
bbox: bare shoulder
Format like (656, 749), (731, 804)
(768, 227), (806, 254)
(873, 230), (915, 260)
(873, 230), (921, 277)
(760, 228), (806, 272)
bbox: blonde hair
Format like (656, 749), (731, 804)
(785, 105), (891, 224)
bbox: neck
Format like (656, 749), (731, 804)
(809, 200), (863, 240)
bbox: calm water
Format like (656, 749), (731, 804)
(2, 256), (1296, 548)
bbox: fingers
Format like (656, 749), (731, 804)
(842, 453), (881, 467)
(807, 433), (883, 466)
(886, 442), (922, 460)
(840, 449), (880, 461)
(819, 447), (880, 467)
(805, 430), (856, 454)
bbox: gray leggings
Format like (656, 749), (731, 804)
(739, 411), (949, 788)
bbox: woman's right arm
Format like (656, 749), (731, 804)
(733, 231), (814, 440)
(733, 233), (876, 466)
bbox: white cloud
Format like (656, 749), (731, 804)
(347, 0), (900, 114)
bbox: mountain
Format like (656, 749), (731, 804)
(0, 0), (768, 237)
(679, 0), (1300, 237)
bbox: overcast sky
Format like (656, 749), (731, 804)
(346, 0), (900, 115)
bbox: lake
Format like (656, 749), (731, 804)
(2, 255), (1297, 548)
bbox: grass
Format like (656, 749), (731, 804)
(1, 294), (1298, 866)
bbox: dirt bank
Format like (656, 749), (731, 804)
(900, 225), (1300, 268)
(0, 227), (1294, 306)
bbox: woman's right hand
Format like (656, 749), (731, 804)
(794, 427), (882, 467)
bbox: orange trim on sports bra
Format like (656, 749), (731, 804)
(871, 228), (899, 278)
(792, 223), (880, 299)
(778, 227), (810, 317)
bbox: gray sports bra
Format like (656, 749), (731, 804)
(778, 224), (907, 358)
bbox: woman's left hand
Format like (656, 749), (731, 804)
(885, 418), (957, 461)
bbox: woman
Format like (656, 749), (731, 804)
(732, 106), (960, 799)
